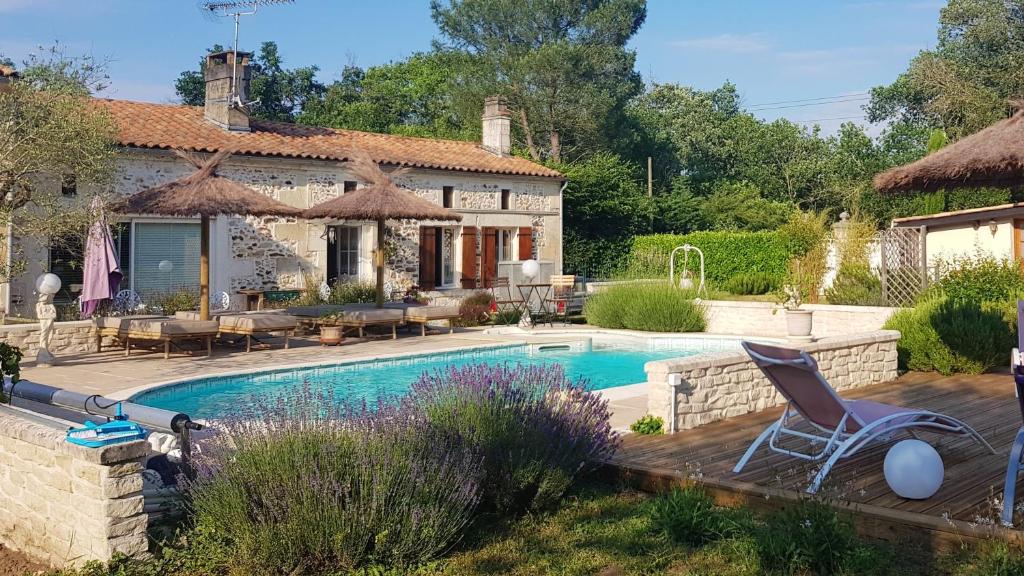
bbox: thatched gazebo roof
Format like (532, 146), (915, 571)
(304, 153), (462, 222)
(118, 149), (303, 218)
(874, 108), (1024, 193)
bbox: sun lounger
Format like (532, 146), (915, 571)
(123, 318), (220, 359)
(94, 315), (165, 351)
(337, 305), (404, 339)
(734, 340), (994, 494)
(175, 310), (298, 352)
(392, 304), (460, 336)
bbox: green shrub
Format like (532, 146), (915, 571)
(629, 415), (664, 435)
(454, 291), (494, 327)
(824, 264), (885, 306)
(933, 256), (1024, 304)
(149, 288), (199, 315)
(327, 280), (377, 304)
(584, 283), (706, 332)
(649, 486), (742, 546)
(628, 231), (792, 285)
(756, 501), (857, 575)
(958, 542), (1024, 576)
(186, 388), (483, 573)
(883, 295), (1015, 375)
(724, 272), (777, 295)
(409, 363), (619, 516)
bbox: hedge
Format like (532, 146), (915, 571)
(627, 231), (792, 285)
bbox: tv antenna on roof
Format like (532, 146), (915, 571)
(201, 0), (293, 106)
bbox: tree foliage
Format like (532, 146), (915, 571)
(0, 45), (118, 278)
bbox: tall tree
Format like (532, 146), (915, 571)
(0, 45), (117, 278)
(175, 41), (324, 122)
(867, 0), (1024, 139)
(430, 0), (646, 162)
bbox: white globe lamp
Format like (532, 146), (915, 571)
(158, 260), (174, 273)
(35, 273), (61, 296)
(884, 439), (944, 499)
(522, 259), (540, 282)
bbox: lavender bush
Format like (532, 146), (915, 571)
(184, 385), (482, 573)
(407, 363), (620, 515)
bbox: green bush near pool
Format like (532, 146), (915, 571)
(584, 283), (706, 332)
(628, 231), (791, 285)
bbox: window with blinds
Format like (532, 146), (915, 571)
(132, 222), (201, 299)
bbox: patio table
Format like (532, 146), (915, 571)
(237, 289), (264, 311)
(516, 283), (552, 321)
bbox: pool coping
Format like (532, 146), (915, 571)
(109, 330), (753, 405)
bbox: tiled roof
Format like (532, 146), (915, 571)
(97, 99), (563, 179)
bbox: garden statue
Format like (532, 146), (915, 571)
(35, 273), (61, 366)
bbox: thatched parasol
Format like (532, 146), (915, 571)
(874, 107), (1024, 193)
(117, 149), (303, 320)
(304, 152), (462, 307)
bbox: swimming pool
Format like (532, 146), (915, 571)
(132, 336), (743, 419)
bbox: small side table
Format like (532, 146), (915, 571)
(516, 283), (552, 323)
(237, 289), (265, 311)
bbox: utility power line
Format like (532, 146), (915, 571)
(790, 114), (869, 123)
(746, 91), (871, 108)
(748, 96), (871, 112)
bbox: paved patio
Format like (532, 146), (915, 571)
(18, 326), (650, 430)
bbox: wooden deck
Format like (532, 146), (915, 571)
(605, 371), (1024, 549)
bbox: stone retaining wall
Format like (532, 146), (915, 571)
(0, 407), (149, 567)
(646, 330), (900, 432)
(0, 321), (104, 359)
(702, 300), (899, 339)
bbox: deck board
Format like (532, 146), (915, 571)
(607, 372), (1024, 541)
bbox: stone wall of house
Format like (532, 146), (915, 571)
(10, 151), (563, 317)
(645, 330), (900, 432)
(0, 407), (149, 567)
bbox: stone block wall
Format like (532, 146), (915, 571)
(0, 321), (104, 360)
(0, 407), (149, 567)
(646, 330), (900, 432)
(701, 300), (899, 339)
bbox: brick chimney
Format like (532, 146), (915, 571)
(203, 50), (252, 132)
(481, 96), (511, 156)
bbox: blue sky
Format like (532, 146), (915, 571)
(1, 0), (944, 135)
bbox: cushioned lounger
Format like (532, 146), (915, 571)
(338, 306), (404, 339)
(123, 318), (220, 359)
(400, 306), (460, 336)
(176, 311), (299, 352)
(94, 315), (165, 352)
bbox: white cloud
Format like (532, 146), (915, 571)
(668, 33), (770, 54)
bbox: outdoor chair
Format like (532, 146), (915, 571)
(489, 277), (522, 324)
(735, 341), (995, 494)
(1001, 300), (1024, 526)
(545, 274), (578, 326)
(112, 289), (144, 315)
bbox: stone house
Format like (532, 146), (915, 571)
(8, 51), (565, 316)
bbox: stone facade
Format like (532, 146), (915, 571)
(646, 330), (900, 432)
(0, 408), (149, 567)
(10, 150), (563, 317)
(0, 321), (106, 359)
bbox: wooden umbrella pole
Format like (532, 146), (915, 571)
(375, 218), (385, 308)
(200, 214), (210, 321)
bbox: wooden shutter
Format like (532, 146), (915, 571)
(481, 227), (498, 287)
(460, 226), (478, 289)
(518, 227), (533, 261)
(418, 226), (437, 290)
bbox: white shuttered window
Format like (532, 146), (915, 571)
(133, 222), (201, 299)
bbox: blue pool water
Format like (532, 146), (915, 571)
(133, 337), (741, 420)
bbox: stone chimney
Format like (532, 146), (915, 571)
(203, 50), (252, 132)
(481, 96), (511, 156)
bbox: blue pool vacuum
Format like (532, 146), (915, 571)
(66, 402), (147, 448)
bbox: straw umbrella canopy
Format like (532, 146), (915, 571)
(116, 149), (303, 320)
(874, 107), (1024, 193)
(304, 152), (462, 307)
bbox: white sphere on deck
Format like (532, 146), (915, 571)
(35, 273), (61, 295)
(884, 439), (944, 499)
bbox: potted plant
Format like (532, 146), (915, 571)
(319, 313), (344, 346)
(775, 261), (814, 342)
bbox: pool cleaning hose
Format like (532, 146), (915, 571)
(1, 379), (202, 434)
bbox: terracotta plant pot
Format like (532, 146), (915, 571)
(784, 309), (813, 342)
(320, 325), (344, 346)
